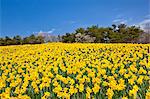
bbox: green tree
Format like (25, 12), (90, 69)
(75, 28), (85, 34)
(62, 33), (75, 43)
(61, 24), (143, 43)
(35, 36), (44, 44)
(5, 36), (13, 45)
(13, 35), (22, 45)
(112, 24), (117, 32)
(0, 38), (6, 46)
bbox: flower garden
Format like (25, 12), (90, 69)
(0, 43), (150, 99)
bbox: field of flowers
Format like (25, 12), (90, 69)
(0, 43), (150, 99)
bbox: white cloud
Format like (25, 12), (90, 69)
(130, 24), (139, 27)
(35, 29), (56, 35)
(131, 19), (150, 33)
(112, 18), (128, 24)
(113, 19), (122, 23)
(47, 28), (55, 34)
(113, 14), (134, 24)
(120, 20), (128, 24)
(39, 30), (43, 33)
(139, 19), (150, 25)
(68, 21), (76, 24)
(71, 21), (76, 24)
(115, 14), (124, 19)
(139, 19), (150, 30)
(129, 18), (133, 21)
(145, 14), (150, 19)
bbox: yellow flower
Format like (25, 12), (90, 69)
(34, 87), (39, 94)
(92, 84), (100, 94)
(146, 92), (150, 99)
(45, 92), (50, 96)
(102, 81), (108, 87)
(0, 43), (149, 99)
(122, 96), (128, 99)
(69, 86), (75, 95)
(137, 76), (144, 85)
(86, 92), (91, 99)
(133, 85), (139, 92)
(128, 78), (135, 85)
(78, 84), (84, 92)
(108, 80), (117, 90)
(129, 85), (139, 98)
(106, 88), (114, 99)
(119, 69), (126, 75)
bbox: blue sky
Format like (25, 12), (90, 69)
(0, 0), (149, 37)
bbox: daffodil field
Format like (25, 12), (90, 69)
(0, 43), (150, 99)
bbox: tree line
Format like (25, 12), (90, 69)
(62, 24), (146, 43)
(0, 35), (44, 46)
(0, 24), (149, 46)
